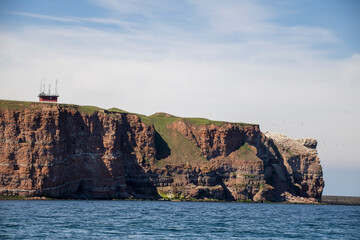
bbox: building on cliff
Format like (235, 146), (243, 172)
(38, 79), (59, 103)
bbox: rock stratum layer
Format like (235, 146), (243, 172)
(0, 100), (324, 202)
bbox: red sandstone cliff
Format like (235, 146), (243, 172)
(0, 102), (155, 199)
(0, 100), (324, 202)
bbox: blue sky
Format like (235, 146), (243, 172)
(0, 0), (359, 196)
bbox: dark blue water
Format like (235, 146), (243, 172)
(0, 201), (359, 239)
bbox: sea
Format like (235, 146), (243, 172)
(0, 200), (359, 239)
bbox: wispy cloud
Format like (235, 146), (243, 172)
(12, 11), (134, 28)
(12, 12), (81, 23)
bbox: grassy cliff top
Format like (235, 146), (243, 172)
(0, 99), (39, 110)
(0, 99), (255, 127)
(149, 112), (254, 127)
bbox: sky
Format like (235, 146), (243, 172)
(0, 0), (359, 196)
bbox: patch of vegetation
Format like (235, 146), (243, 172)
(0, 195), (52, 200)
(151, 112), (178, 118)
(0, 99), (39, 110)
(0, 195), (27, 200)
(107, 107), (128, 113)
(157, 191), (172, 200)
(184, 117), (226, 126)
(135, 114), (152, 126)
(236, 199), (253, 203)
(184, 117), (253, 127)
(149, 114), (181, 127)
(58, 103), (77, 109)
(240, 142), (252, 151)
(154, 131), (171, 160)
(78, 105), (103, 114)
(150, 113), (257, 167)
(235, 143), (262, 165)
(157, 187), (185, 200)
(151, 114), (208, 166)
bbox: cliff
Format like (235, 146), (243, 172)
(0, 100), (324, 202)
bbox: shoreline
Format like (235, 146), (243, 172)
(0, 195), (326, 205)
(2, 194), (360, 206)
(1, 196), (359, 206)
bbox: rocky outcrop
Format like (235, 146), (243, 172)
(0, 102), (155, 199)
(264, 132), (324, 200)
(0, 100), (324, 202)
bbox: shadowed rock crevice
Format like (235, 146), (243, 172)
(154, 130), (171, 160)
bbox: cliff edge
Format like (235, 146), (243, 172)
(0, 100), (324, 202)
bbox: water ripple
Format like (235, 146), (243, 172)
(0, 201), (359, 239)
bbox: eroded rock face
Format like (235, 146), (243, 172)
(0, 104), (155, 199)
(296, 138), (317, 149)
(0, 101), (324, 202)
(264, 132), (324, 200)
(150, 119), (324, 203)
(168, 120), (260, 159)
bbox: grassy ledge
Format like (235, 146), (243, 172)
(150, 114), (208, 166)
(107, 108), (129, 114)
(0, 99), (38, 110)
(78, 105), (103, 115)
(184, 117), (254, 127)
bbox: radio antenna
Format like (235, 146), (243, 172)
(55, 79), (58, 95)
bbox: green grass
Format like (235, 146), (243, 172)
(157, 187), (185, 200)
(184, 117), (226, 126)
(149, 114), (258, 167)
(236, 142), (260, 160)
(150, 114), (208, 166)
(240, 142), (252, 151)
(151, 112), (178, 118)
(183, 117), (253, 127)
(0, 195), (28, 200)
(107, 107), (129, 113)
(150, 112), (254, 127)
(236, 199), (254, 203)
(135, 114), (152, 126)
(0, 99), (79, 111)
(108, 108), (153, 126)
(1, 100), (253, 127)
(78, 105), (103, 114)
(0, 99), (39, 110)
(149, 114), (181, 129)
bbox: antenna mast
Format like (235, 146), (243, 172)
(55, 79), (58, 95)
(38, 78), (59, 103)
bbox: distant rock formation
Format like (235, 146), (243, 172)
(0, 100), (324, 202)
